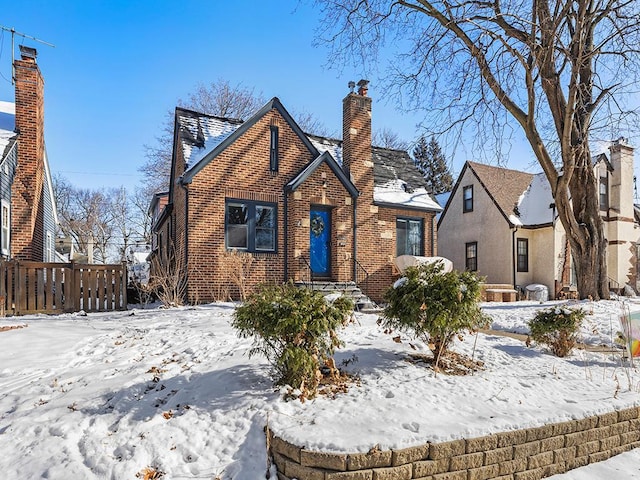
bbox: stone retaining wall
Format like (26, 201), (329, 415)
(270, 406), (640, 480)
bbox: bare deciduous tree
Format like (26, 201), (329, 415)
(316, 0), (640, 299)
(140, 79), (330, 196)
(53, 176), (147, 264)
(373, 127), (409, 150)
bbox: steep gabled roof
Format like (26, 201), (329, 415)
(286, 150), (358, 198)
(309, 134), (442, 212)
(179, 97), (319, 185)
(439, 161), (554, 228)
(468, 162), (535, 223)
(170, 100), (441, 212)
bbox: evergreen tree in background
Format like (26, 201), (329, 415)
(413, 135), (453, 195)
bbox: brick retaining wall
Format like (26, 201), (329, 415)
(270, 406), (640, 480)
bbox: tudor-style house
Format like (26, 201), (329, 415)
(437, 139), (637, 298)
(150, 81), (442, 303)
(0, 45), (58, 262)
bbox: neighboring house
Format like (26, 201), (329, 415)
(0, 45), (58, 262)
(438, 139), (637, 298)
(150, 81), (442, 303)
(126, 242), (151, 285)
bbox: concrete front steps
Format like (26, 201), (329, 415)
(294, 281), (380, 313)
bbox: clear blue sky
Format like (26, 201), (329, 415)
(1, 0), (441, 192)
(1, 1), (628, 195)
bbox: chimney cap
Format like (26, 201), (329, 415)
(357, 79), (369, 96)
(19, 45), (38, 61)
(348, 81), (356, 93)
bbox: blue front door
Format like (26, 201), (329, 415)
(309, 209), (330, 276)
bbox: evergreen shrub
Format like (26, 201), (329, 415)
(232, 282), (353, 396)
(381, 261), (488, 358)
(529, 306), (585, 357)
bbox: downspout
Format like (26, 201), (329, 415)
(284, 192), (288, 283)
(353, 201), (357, 281)
(512, 225), (518, 290)
(181, 181), (189, 303)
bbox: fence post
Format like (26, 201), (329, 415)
(14, 260), (21, 316)
(121, 261), (128, 309)
(68, 260), (76, 312)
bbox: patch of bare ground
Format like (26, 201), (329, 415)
(408, 351), (485, 376)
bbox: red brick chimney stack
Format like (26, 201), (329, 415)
(12, 45), (45, 260)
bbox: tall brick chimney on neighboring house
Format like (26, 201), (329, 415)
(12, 45), (45, 261)
(342, 79), (373, 201)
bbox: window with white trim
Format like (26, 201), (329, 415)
(46, 231), (53, 262)
(1, 200), (9, 256)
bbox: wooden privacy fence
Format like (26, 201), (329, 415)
(0, 260), (128, 316)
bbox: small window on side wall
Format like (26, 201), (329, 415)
(517, 238), (529, 272)
(465, 241), (477, 271)
(599, 176), (608, 211)
(270, 126), (279, 172)
(1, 200), (9, 256)
(463, 185), (473, 212)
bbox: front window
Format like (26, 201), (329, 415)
(465, 242), (477, 271)
(225, 200), (276, 252)
(599, 176), (608, 210)
(396, 217), (423, 256)
(517, 238), (528, 272)
(463, 185), (473, 212)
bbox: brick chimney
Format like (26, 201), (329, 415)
(12, 45), (46, 260)
(342, 79), (373, 201)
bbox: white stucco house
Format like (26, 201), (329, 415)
(437, 139), (638, 299)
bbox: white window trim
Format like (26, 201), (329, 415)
(1, 199), (10, 257)
(46, 230), (53, 262)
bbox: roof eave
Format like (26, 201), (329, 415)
(286, 151), (359, 198)
(373, 200), (442, 213)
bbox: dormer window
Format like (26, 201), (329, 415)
(270, 126), (279, 172)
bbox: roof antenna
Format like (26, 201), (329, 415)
(0, 25), (55, 84)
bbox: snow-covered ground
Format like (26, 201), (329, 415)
(0, 299), (639, 479)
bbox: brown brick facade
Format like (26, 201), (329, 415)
(154, 90), (440, 304)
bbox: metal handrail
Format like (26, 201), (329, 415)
(354, 258), (369, 297)
(298, 256), (314, 290)
(608, 276), (621, 294)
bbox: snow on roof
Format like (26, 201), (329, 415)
(177, 108), (440, 211)
(179, 111), (242, 171)
(0, 101), (16, 158)
(511, 172), (555, 227)
(374, 179), (443, 211)
(309, 135), (342, 165)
